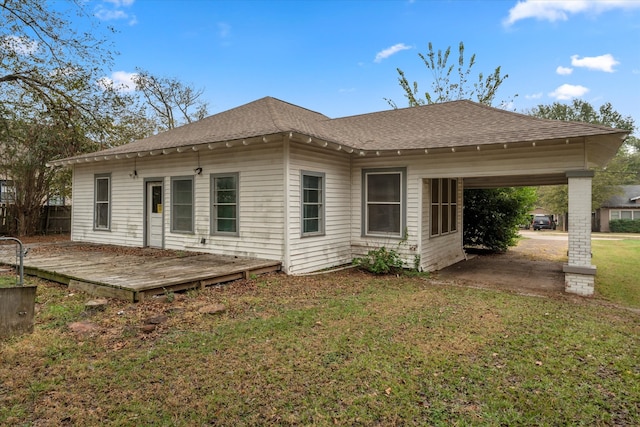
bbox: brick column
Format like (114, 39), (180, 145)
(563, 170), (596, 295)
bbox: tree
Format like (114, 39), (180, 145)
(389, 41), (528, 252)
(1, 0), (120, 235)
(386, 41), (511, 108)
(133, 68), (209, 131)
(529, 100), (639, 214)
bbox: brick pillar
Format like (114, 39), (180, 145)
(563, 170), (596, 295)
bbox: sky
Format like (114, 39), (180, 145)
(87, 0), (639, 134)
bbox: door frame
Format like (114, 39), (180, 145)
(144, 177), (165, 248)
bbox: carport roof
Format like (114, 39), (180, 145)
(50, 96), (629, 166)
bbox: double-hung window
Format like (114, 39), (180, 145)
(301, 171), (324, 236)
(363, 168), (406, 237)
(94, 174), (111, 230)
(211, 173), (239, 235)
(430, 178), (458, 237)
(171, 176), (194, 233)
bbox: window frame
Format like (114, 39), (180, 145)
(430, 178), (458, 238)
(362, 167), (407, 238)
(300, 170), (325, 237)
(610, 209), (640, 221)
(170, 176), (194, 234)
(210, 172), (239, 236)
(93, 173), (111, 231)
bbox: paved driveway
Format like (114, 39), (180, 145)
(436, 231), (568, 295)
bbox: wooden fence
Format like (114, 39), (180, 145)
(0, 205), (71, 235)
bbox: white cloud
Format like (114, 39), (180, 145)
(525, 92), (543, 99)
(556, 66), (573, 75)
(374, 43), (411, 63)
(503, 0), (640, 26)
(571, 54), (619, 72)
(95, 0), (137, 25)
(98, 71), (138, 92)
(548, 83), (589, 100)
(2, 35), (38, 55)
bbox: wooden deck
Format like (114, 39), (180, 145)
(0, 242), (281, 302)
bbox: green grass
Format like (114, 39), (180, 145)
(1, 272), (638, 426)
(593, 239), (640, 308)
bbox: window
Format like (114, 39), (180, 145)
(94, 174), (111, 230)
(211, 173), (238, 235)
(610, 209), (640, 220)
(363, 168), (406, 237)
(0, 181), (15, 203)
(301, 171), (324, 236)
(171, 176), (194, 233)
(430, 178), (458, 237)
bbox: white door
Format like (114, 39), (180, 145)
(146, 182), (163, 248)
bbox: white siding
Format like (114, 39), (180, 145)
(287, 142), (352, 273)
(71, 140), (286, 262)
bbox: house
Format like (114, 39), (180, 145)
(595, 185), (640, 232)
(49, 97), (629, 296)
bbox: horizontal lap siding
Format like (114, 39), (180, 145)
(71, 141), (285, 262)
(288, 143), (352, 273)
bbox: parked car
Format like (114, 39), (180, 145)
(532, 215), (556, 230)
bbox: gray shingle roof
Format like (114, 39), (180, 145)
(602, 185), (640, 208)
(53, 96), (629, 163)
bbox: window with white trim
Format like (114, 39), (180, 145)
(171, 176), (194, 233)
(610, 209), (640, 220)
(94, 174), (111, 230)
(211, 173), (239, 235)
(430, 178), (458, 237)
(363, 168), (406, 237)
(301, 171), (324, 236)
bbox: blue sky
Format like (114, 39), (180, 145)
(91, 0), (640, 134)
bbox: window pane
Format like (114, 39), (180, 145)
(152, 186), (162, 214)
(450, 205), (457, 232)
(217, 190), (236, 204)
(96, 178), (109, 202)
(368, 204), (400, 233)
(96, 203), (108, 228)
(303, 219), (319, 233)
(442, 205), (449, 233)
(442, 179), (449, 203)
(431, 179), (439, 204)
(431, 205), (439, 236)
(451, 179), (457, 201)
(304, 189), (320, 203)
(303, 204), (319, 219)
(216, 176), (236, 190)
(611, 210), (620, 220)
(368, 173), (400, 202)
(621, 210), (633, 219)
(217, 219), (236, 233)
(217, 205), (236, 219)
(303, 175), (320, 189)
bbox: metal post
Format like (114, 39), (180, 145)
(0, 237), (24, 285)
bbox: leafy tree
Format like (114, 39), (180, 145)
(133, 68), (209, 131)
(388, 41), (528, 252)
(529, 100), (639, 213)
(386, 41), (511, 108)
(464, 187), (537, 252)
(1, 0), (121, 235)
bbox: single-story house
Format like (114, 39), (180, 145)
(595, 185), (640, 232)
(49, 97), (629, 296)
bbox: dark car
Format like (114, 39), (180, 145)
(532, 215), (556, 231)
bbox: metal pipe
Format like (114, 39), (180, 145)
(0, 237), (24, 285)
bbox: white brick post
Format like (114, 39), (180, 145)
(563, 170), (596, 296)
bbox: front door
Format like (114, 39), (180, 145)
(146, 181), (163, 248)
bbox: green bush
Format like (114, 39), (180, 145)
(353, 247), (403, 274)
(609, 219), (640, 233)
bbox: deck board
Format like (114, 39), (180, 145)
(0, 242), (281, 301)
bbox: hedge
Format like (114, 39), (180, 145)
(609, 219), (640, 233)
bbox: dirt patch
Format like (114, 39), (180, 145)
(436, 235), (568, 296)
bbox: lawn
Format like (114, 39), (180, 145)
(1, 267), (639, 426)
(593, 239), (640, 308)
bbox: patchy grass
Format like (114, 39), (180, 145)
(1, 271), (639, 426)
(593, 239), (640, 308)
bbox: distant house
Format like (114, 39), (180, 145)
(49, 97), (629, 295)
(595, 185), (640, 232)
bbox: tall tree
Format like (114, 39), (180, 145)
(1, 0), (121, 235)
(529, 100), (639, 214)
(387, 41), (511, 108)
(133, 68), (209, 131)
(389, 41), (528, 252)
